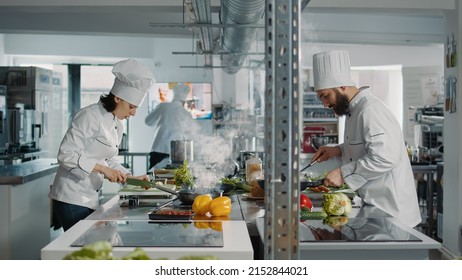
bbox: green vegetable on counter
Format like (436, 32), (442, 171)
(220, 177), (242, 187)
(300, 210), (328, 220)
(178, 255), (220, 260)
(322, 192), (352, 216)
(63, 241), (118, 260)
(63, 241), (220, 260)
(174, 160), (195, 188)
(237, 182), (252, 192)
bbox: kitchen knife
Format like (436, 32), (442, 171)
(126, 178), (178, 196)
(300, 160), (319, 172)
(300, 153), (322, 172)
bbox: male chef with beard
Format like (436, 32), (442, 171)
(310, 50), (421, 228)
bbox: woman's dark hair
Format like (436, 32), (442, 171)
(100, 93), (117, 112)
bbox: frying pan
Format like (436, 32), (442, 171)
(300, 178), (324, 191)
(126, 178), (198, 205)
(300, 170), (325, 191)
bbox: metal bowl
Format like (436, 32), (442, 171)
(311, 136), (330, 150)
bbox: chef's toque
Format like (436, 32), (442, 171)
(110, 58), (156, 106)
(312, 50), (355, 91)
(172, 83), (191, 102)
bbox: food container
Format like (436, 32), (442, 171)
(239, 151), (264, 170)
(170, 140), (194, 164)
(245, 156), (262, 183)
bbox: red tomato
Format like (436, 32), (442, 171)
(300, 194), (313, 211)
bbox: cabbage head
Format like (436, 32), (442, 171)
(322, 193), (352, 216)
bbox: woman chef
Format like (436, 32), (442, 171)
(310, 50), (421, 228)
(49, 58), (156, 231)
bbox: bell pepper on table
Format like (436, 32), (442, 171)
(192, 194), (212, 215)
(209, 196), (232, 217)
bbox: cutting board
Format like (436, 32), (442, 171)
(119, 183), (176, 196)
(301, 187), (355, 201)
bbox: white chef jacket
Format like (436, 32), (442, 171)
(145, 100), (196, 154)
(339, 88), (421, 228)
(49, 102), (129, 210)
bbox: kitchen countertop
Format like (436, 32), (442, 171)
(41, 219), (253, 260)
(0, 158), (59, 185)
(42, 187), (440, 260)
(255, 205), (441, 260)
(42, 191), (254, 260)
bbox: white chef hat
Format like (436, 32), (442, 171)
(172, 83), (191, 102)
(312, 50), (355, 91)
(110, 58), (156, 106)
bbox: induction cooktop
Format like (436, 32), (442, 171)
(300, 218), (422, 242)
(71, 221), (223, 248)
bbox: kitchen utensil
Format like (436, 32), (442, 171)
(311, 136), (330, 151)
(451, 33), (457, 67)
(300, 178), (324, 191)
(170, 139), (194, 164)
(300, 151), (323, 172)
(446, 35), (451, 68)
(300, 160), (319, 172)
(232, 135), (256, 160)
(450, 76), (457, 113)
(302, 126), (326, 153)
(126, 178), (199, 205)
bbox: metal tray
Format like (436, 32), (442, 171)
(148, 208), (194, 221)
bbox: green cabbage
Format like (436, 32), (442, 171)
(63, 241), (116, 260)
(322, 193), (352, 216)
(63, 241), (219, 260)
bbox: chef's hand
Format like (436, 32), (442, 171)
(312, 146), (341, 163)
(94, 164), (127, 183)
(104, 168), (127, 183)
(323, 167), (345, 187)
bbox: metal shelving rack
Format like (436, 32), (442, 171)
(263, 0), (301, 260)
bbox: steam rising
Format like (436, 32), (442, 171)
(187, 120), (254, 189)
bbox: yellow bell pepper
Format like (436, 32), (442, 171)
(192, 214), (211, 229)
(192, 194), (212, 215)
(209, 196), (232, 217)
(193, 221), (210, 230)
(208, 222), (223, 232)
(208, 215), (230, 231)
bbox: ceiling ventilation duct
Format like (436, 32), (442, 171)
(220, 0), (265, 74)
(190, 0), (215, 66)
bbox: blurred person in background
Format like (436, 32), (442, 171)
(145, 83), (197, 169)
(49, 58), (155, 231)
(150, 85), (169, 110)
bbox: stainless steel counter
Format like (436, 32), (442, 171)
(0, 158), (59, 185)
